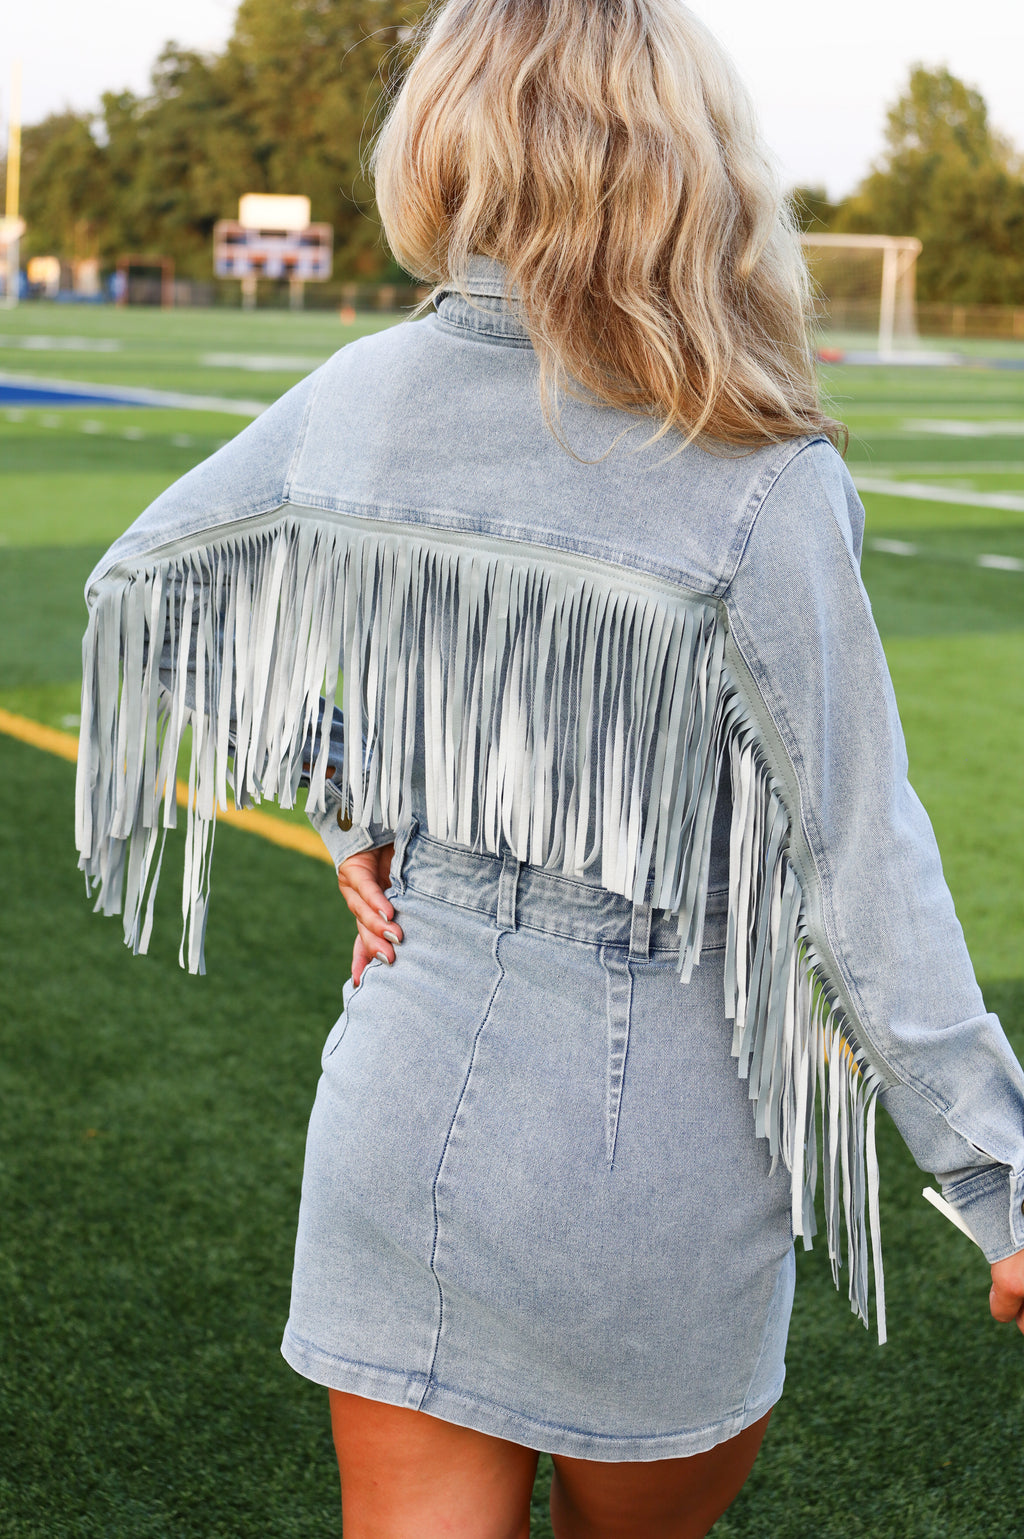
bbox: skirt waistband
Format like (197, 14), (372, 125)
(391, 827), (726, 961)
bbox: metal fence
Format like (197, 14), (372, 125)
(817, 296), (1024, 342)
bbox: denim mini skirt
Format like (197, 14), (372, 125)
(281, 830), (796, 1461)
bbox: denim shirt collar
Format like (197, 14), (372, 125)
(434, 257), (532, 346)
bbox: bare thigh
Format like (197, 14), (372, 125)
(329, 1390), (539, 1539)
(550, 1412), (772, 1539)
(329, 1390), (770, 1539)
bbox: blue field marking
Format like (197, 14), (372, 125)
(0, 381), (140, 407)
(0, 371), (268, 416)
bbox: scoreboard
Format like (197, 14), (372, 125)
(213, 220), (333, 282)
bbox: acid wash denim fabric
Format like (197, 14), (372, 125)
(88, 256), (1024, 1266)
(282, 830), (797, 1458)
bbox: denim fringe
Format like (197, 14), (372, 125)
(723, 687), (886, 1341)
(75, 515), (885, 1338)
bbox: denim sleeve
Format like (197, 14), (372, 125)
(296, 703), (395, 867)
(303, 776), (397, 867)
(301, 707), (397, 867)
(724, 438), (1024, 1263)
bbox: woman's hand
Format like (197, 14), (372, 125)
(337, 844), (402, 986)
(989, 1250), (1024, 1334)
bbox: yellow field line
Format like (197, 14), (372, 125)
(0, 708), (80, 764)
(0, 707), (332, 865)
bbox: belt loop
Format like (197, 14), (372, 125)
(496, 852), (521, 932)
(629, 898), (652, 962)
(388, 818), (418, 896)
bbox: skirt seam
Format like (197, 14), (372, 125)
(419, 927), (508, 1409)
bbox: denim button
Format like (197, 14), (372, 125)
(337, 808), (353, 832)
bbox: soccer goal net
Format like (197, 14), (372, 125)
(799, 234), (922, 357)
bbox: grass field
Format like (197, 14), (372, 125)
(1, 305), (1023, 1536)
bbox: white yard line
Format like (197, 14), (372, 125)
(854, 476), (1024, 513)
(866, 539), (1023, 572)
(0, 335), (122, 352)
(870, 539), (919, 556)
(201, 352), (328, 372)
(903, 419), (1024, 437)
(977, 553), (1024, 571)
(849, 462), (1024, 476)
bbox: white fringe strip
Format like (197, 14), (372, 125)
(76, 514), (885, 1337)
(723, 689), (886, 1341)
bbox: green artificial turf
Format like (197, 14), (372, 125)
(1, 317), (1023, 1534)
(861, 542), (1024, 636)
(0, 303), (398, 403)
(884, 632), (1024, 982)
(855, 495), (1024, 534)
(0, 547), (107, 689)
(0, 736), (349, 1537)
(0, 408), (235, 476)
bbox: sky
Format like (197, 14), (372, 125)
(3, 0), (1024, 199)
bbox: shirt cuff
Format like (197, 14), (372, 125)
(943, 1165), (1024, 1262)
(305, 781), (395, 868)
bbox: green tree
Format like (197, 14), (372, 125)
(835, 66), (1024, 303)
(96, 51), (249, 277)
(18, 112), (108, 263)
(789, 186), (839, 233)
(17, 0), (428, 282)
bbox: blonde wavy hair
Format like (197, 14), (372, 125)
(373, 0), (842, 449)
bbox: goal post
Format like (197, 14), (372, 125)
(116, 254), (175, 309)
(799, 234), (922, 358)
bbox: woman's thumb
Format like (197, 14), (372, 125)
(989, 1277), (1024, 1325)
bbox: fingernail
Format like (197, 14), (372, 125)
(382, 928), (400, 944)
(376, 950), (391, 966)
(378, 909), (390, 922)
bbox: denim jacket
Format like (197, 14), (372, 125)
(77, 258), (1024, 1337)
